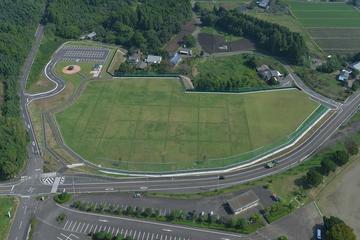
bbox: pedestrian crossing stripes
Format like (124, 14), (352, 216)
(40, 176), (65, 185)
(62, 220), (190, 240)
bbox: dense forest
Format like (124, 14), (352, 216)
(0, 0), (46, 179)
(44, 0), (192, 53)
(199, 7), (308, 64)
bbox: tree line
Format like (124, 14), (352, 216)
(198, 7), (308, 64)
(43, 0), (192, 53)
(0, 0), (46, 179)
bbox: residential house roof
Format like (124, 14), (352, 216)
(351, 61), (360, 71)
(338, 69), (351, 82)
(146, 55), (162, 64)
(170, 53), (182, 65)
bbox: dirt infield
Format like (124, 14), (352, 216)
(198, 33), (255, 54)
(62, 65), (81, 75)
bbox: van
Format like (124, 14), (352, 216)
(316, 228), (322, 240)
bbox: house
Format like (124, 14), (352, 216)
(256, 64), (282, 82)
(179, 48), (192, 56)
(87, 32), (97, 40)
(146, 55), (162, 64)
(80, 32), (97, 40)
(136, 61), (147, 70)
(128, 50), (141, 64)
(170, 53), (182, 66)
(338, 69), (352, 82)
(350, 61), (360, 72)
(225, 190), (260, 215)
(257, 0), (270, 8)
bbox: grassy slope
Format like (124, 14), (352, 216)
(55, 78), (318, 172)
(26, 34), (65, 93)
(0, 197), (17, 239)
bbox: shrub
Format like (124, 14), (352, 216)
(320, 159), (337, 176)
(331, 150), (349, 166)
(305, 169), (323, 187)
(345, 139), (358, 156)
(53, 192), (72, 204)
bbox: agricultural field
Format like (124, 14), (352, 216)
(288, 1), (360, 53)
(198, 32), (255, 54)
(197, 0), (251, 10)
(0, 197), (17, 239)
(55, 78), (320, 172)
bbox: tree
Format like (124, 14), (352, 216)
(182, 35), (196, 48)
(331, 150), (349, 166)
(326, 223), (356, 240)
(305, 169), (323, 187)
(345, 139), (358, 155)
(320, 159), (337, 176)
(324, 216), (344, 229)
(277, 236), (288, 240)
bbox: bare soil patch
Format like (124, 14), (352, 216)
(317, 156), (360, 237)
(62, 65), (81, 75)
(164, 19), (197, 53)
(198, 33), (255, 54)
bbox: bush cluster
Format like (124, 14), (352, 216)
(71, 200), (264, 233)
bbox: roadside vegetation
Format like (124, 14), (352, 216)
(71, 200), (264, 234)
(323, 216), (356, 240)
(0, 0), (46, 179)
(0, 197), (17, 239)
(26, 29), (65, 92)
(92, 231), (133, 240)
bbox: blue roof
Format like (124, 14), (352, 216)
(170, 53), (181, 65)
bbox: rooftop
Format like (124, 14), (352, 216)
(226, 190), (259, 212)
(146, 55), (162, 64)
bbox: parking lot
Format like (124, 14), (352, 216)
(56, 45), (110, 62)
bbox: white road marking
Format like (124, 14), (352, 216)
(98, 219), (108, 223)
(162, 229), (172, 232)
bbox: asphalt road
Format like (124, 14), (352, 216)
(4, 27), (360, 240)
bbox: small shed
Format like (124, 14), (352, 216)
(257, 0), (270, 8)
(225, 190), (259, 215)
(170, 53), (182, 66)
(179, 48), (192, 56)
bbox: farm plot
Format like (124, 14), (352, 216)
(198, 33), (255, 54)
(288, 1), (360, 53)
(55, 78), (320, 172)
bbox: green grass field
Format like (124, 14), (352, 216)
(193, 54), (265, 89)
(26, 34), (65, 93)
(56, 78), (319, 172)
(0, 197), (17, 239)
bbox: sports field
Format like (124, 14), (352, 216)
(288, 1), (360, 53)
(55, 78), (320, 172)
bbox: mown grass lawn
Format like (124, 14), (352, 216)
(55, 77), (319, 172)
(0, 197), (17, 239)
